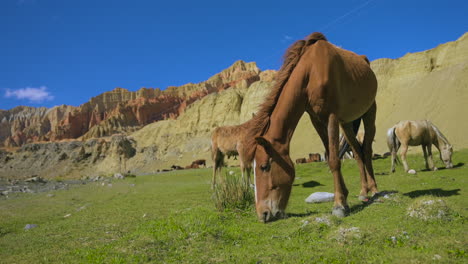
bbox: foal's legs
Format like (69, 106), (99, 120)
(212, 150), (224, 188)
(328, 114), (349, 217)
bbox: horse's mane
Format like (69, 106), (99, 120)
(243, 32), (327, 157)
(427, 121), (451, 146)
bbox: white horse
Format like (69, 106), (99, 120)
(387, 120), (453, 173)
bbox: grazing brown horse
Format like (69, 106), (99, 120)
(307, 153), (321, 162)
(387, 120), (453, 173)
(211, 119), (256, 187)
(244, 32), (378, 222)
(295, 158), (307, 164)
(191, 159), (206, 168)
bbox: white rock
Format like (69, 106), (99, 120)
(24, 224), (38, 230)
(408, 169), (417, 174)
(305, 192), (334, 203)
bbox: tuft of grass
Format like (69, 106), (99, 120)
(212, 171), (254, 212)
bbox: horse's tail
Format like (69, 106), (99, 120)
(386, 126), (401, 165)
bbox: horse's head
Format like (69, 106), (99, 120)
(253, 137), (295, 223)
(440, 144), (453, 169)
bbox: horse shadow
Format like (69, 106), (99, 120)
(292, 180), (323, 188)
(403, 188), (460, 198)
(349, 190), (399, 214)
(421, 162), (465, 172)
(286, 211), (316, 218)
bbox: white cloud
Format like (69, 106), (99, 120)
(5, 86), (54, 103)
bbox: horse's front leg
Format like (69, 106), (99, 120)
(400, 144), (410, 172)
(427, 144), (437, 171)
(328, 114), (349, 217)
(422, 144), (430, 170)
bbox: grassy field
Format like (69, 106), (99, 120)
(0, 149), (467, 263)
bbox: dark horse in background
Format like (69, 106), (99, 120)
(244, 32), (378, 222)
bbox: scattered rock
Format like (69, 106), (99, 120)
(433, 254), (442, 260)
(408, 169), (417, 174)
(228, 171), (235, 176)
(64, 214), (72, 218)
(24, 224), (38, 230)
(114, 173), (124, 179)
(305, 192), (334, 203)
(25, 176), (47, 183)
(333, 227), (361, 243)
(46, 193), (55, 197)
(315, 216), (331, 226)
(407, 197), (453, 221)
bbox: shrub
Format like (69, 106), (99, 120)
(212, 171), (254, 211)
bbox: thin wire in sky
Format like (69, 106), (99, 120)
(318, 0), (377, 32)
(259, 0), (379, 69)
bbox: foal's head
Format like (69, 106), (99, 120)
(253, 137), (295, 222)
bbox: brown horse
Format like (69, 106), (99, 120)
(211, 119), (256, 187)
(387, 120), (453, 173)
(244, 32), (378, 222)
(191, 159), (206, 168)
(307, 153), (322, 162)
(295, 158), (307, 164)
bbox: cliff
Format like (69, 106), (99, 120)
(0, 61), (260, 147)
(1, 33), (467, 179)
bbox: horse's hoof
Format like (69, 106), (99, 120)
(332, 206), (350, 218)
(433, 167), (438, 171)
(358, 195), (369, 202)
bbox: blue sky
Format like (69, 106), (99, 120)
(1, 0), (467, 110)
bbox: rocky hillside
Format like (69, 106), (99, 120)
(0, 61), (260, 148)
(0, 33), (466, 179)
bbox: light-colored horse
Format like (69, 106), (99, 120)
(387, 120), (453, 173)
(211, 119), (255, 187)
(244, 32), (378, 222)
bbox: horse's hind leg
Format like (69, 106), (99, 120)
(341, 122), (368, 201)
(362, 102), (378, 195)
(400, 144), (410, 172)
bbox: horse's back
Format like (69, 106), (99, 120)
(303, 41), (377, 122)
(394, 120), (431, 146)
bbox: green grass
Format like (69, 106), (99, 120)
(1, 150), (467, 263)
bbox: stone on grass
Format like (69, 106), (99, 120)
(305, 192), (334, 203)
(407, 197), (453, 221)
(114, 173), (124, 179)
(408, 169), (417, 174)
(24, 224), (38, 230)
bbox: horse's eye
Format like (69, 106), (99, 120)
(260, 163), (270, 172)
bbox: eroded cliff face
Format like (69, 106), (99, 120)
(1, 33), (467, 179)
(0, 61), (261, 148)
